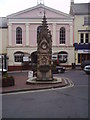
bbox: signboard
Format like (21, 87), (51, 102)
(23, 57), (29, 62)
(78, 50), (90, 54)
(28, 71), (33, 78)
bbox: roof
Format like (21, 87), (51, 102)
(7, 4), (72, 19)
(70, 3), (90, 15)
(0, 17), (7, 28)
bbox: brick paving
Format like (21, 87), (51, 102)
(2, 71), (68, 93)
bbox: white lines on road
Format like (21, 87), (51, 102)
(2, 78), (74, 96)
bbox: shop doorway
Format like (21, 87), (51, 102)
(78, 54), (90, 63)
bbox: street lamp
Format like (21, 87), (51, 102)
(2, 55), (3, 77)
(0, 55), (3, 77)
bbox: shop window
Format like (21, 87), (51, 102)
(16, 27), (22, 44)
(15, 56), (23, 62)
(80, 33), (84, 43)
(58, 51), (68, 63)
(60, 27), (66, 44)
(14, 52), (24, 62)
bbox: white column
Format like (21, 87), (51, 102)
(8, 23), (12, 46)
(52, 23), (56, 46)
(78, 33), (80, 44)
(26, 23), (29, 46)
(70, 24), (73, 46)
(84, 33), (85, 43)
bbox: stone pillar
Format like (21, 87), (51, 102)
(75, 52), (78, 65)
(78, 33), (80, 43)
(0, 29), (2, 53)
(52, 23), (56, 46)
(8, 23), (12, 46)
(25, 23), (29, 46)
(70, 24), (73, 46)
(84, 33), (85, 43)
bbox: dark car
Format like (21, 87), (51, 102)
(84, 65), (90, 75)
(52, 66), (65, 74)
(81, 60), (90, 69)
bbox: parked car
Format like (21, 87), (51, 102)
(0, 68), (7, 73)
(84, 65), (90, 75)
(81, 60), (90, 69)
(52, 66), (65, 74)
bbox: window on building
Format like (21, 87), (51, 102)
(15, 55), (23, 62)
(85, 33), (89, 43)
(14, 51), (24, 62)
(60, 27), (66, 44)
(16, 27), (22, 44)
(58, 51), (68, 63)
(80, 33), (84, 43)
(84, 17), (90, 25)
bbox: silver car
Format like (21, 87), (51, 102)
(84, 65), (90, 75)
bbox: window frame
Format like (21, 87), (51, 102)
(85, 33), (89, 43)
(84, 17), (90, 26)
(79, 33), (89, 44)
(14, 52), (24, 63)
(80, 33), (84, 43)
(16, 27), (22, 44)
(60, 27), (66, 44)
(58, 51), (68, 63)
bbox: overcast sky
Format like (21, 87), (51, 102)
(0, 0), (89, 17)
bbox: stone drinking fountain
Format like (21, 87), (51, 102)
(26, 12), (66, 85)
(37, 12), (53, 81)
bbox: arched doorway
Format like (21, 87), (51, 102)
(31, 51), (37, 64)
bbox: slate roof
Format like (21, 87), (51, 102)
(0, 17), (7, 28)
(70, 3), (90, 15)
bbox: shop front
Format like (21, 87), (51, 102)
(74, 43), (90, 65)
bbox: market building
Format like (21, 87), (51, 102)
(4, 3), (74, 70)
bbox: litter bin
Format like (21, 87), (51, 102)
(72, 63), (76, 69)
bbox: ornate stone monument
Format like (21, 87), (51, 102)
(37, 12), (53, 81)
(26, 11), (64, 86)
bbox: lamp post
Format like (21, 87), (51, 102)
(2, 55), (3, 77)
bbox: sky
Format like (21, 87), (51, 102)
(0, 0), (89, 17)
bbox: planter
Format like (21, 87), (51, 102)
(2, 76), (15, 87)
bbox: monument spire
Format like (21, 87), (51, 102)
(41, 10), (48, 32)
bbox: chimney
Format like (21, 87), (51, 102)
(71, 0), (74, 5)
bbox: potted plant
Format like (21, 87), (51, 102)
(2, 72), (15, 87)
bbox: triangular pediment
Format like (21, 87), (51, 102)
(7, 4), (71, 19)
